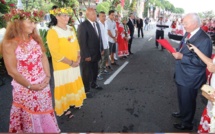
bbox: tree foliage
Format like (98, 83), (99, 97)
(129, 0), (137, 12)
(198, 10), (215, 19)
(96, 1), (110, 14)
(123, 0), (130, 10)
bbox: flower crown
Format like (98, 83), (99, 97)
(4, 9), (45, 22)
(49, 7), (73, 16)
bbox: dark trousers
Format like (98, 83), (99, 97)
(80, 61), (99, 92)
(128, 32), (134, 53)
(176, 84), (198, 127)
(155, 30), (164, 49)
(138, 27), (143, 38)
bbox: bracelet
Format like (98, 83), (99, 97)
(70, 61), (73, 66)
(27, 84), (31, 89)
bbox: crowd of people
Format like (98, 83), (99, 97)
(0, 5), (215, 133)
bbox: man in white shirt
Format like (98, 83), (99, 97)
(155, 15), (167, 50)
(97, 11), (110, 80)
(106, 10), (118, 65)
(74, 12), (85, 30)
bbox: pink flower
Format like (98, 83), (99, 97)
(0, 0), (6, 4)
(9, 3), (15, 7)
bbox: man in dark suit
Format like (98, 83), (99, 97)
(136, 17), (143, 38)
(172, 13), (212, 130)
(127, 13), (135, 55)
(78, 8), (104, 98)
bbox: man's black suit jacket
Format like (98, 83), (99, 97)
(136, 19), (143, 28)
(127, 18), (135, 36)
(175, 28), (212, 89)
(77, 20), (103, 62)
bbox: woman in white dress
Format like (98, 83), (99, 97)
(187, 44), (215, 133)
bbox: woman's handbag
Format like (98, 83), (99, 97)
(201, 84), (215, 102)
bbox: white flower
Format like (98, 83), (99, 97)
(209, 103), (215, 133)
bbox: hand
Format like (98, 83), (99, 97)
(85, 57), (91, 62)
(207, 62), (215, 73)
(172, 52), (183, 60)
(101, 50), (104, 56)
(71, 61), (79, 67)
(209, 91), (215, 102)
(30, 82), (48, 91)
(114, 37), (117, 42)
(77, 56), (81, 64)
(187, 44), (197, 52)
(41, 76), (50, 86)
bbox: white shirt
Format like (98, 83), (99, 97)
(156, 20), (167, 31)
(74, 17), (85, 30)
(189, 27), (200, 39)
(98, 21), (109, 49)
(106, 18), (117, 43)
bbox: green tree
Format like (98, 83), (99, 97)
(199, 10), (215, 19)
(96, 2), (110, 14)
(129, 0), (136, 12)
(124, 0), (130, 10)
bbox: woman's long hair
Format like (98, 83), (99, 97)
(0, 19), (45, 55)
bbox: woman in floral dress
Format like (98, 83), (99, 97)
(187, 44), (215, 133)
(1, 9), (60, 132)
(47, 7), (86, 117)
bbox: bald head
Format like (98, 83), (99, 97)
(86, 8), (97, 22)
(182, 13), (201, 33)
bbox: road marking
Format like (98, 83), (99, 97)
(148, 37), (152, 41)
(104, 61), (129, 85)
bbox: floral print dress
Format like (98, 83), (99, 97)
(9, 38), (60, 133)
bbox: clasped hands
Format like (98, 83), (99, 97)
(70, 56), (81, 67)
(28, 76), (50, 91)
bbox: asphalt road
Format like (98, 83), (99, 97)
(0, 24), (207, 132)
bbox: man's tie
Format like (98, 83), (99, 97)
(187, 33), (191, 39)
(180, 33), (191, 49)
(93, 22), (98, 36)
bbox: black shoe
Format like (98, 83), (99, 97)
(106, 65), (113, 71)
(173, 123), (193, 130)
(129, 52), (133, 55)
(91, 84), (103, 90)
(86, 92), (93, 98)
(172, 112), (181, 118)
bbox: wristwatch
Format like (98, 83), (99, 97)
(27, 84), (31, 89)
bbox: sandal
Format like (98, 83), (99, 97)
(64, 111), (74, 119)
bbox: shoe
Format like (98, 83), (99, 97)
(97, 75), (104, 81)
(86, 92), (93, 98)
(91, 84), (103, 90)
(111, 62), (119, 66)
(173, 123), (193, 130)
(114, 58), (118, 61)
(106, 65), (113, 71)
(129, 52), (133, 55)
(172, 112), (181, 118)
(101, 70), (110, 75)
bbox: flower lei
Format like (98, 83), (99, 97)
(209, 102), (215, 133)
(4, 9), (45, 22)
(49, 7), (73, 16)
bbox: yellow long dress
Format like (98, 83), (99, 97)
(47, 25), (86, 116)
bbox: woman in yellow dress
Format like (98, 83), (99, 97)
(47, 7), (86, 118)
